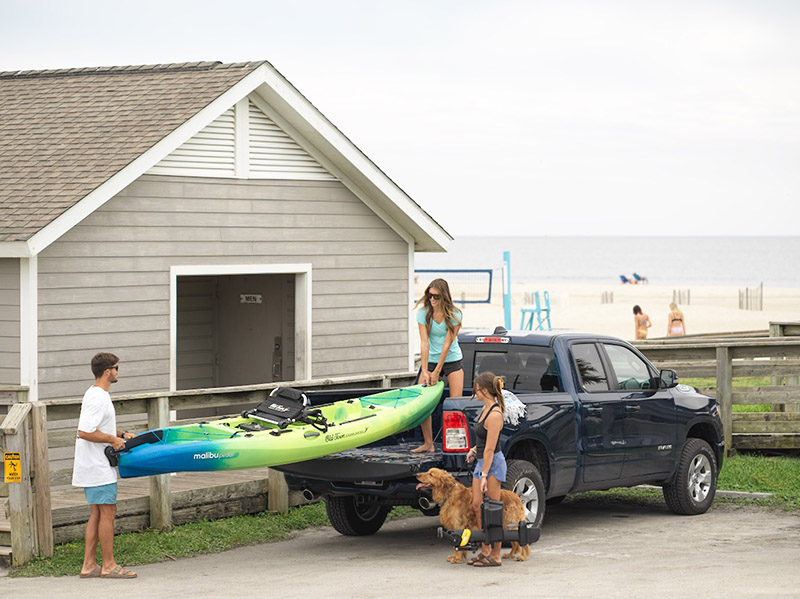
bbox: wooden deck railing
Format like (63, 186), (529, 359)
(0, 372), (416, 566)
(634, 336), (800, 455)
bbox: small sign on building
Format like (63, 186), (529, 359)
(4, 452), (21, 483)
(240, 294), (263, 304)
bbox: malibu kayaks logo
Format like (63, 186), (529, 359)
(193, 451), (237, 460)
(325, 426), (368, 443)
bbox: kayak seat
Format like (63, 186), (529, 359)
(243, 387), (328, 432)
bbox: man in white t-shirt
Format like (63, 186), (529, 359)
(72, 352), (137, 579)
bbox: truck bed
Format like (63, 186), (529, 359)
(275, 442), (445, 481)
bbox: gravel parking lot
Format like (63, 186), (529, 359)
(3, 499), (800, 598)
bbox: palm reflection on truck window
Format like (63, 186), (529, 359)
(473, 347), (560, 392)
(571, 343), (610, 392)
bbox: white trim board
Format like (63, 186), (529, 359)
(19, 256), (38, 401)
(169, 263), (312, 391)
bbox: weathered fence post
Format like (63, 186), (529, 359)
(769, 322), (800, 413)
(30, 403), (53, 557)
(716, 346), (733, 456)
(147, 396), (172, 530)
(1, 402), (35, 566)
(267, 469), (289, 514)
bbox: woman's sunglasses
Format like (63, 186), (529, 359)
(428, 293), (441, 300)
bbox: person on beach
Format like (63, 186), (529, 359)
(412, 278), (464, 453)
(464, 372), (507, 567)
(72, 353), (137, 579)
(633, 305), (651, 340)
(667, 302), (687, 337)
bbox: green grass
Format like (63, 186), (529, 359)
(10, 503), (415, 578)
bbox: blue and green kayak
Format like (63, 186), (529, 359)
(115, 383), (442, 478)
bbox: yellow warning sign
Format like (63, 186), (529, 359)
(4, 452), (21, 483)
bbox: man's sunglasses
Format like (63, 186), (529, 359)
(428, 293), (441, 300)
(108, 365), (119, 371)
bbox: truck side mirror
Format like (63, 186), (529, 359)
(659, 369), (679, 389)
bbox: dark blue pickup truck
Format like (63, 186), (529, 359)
(276, 327), (724, 536)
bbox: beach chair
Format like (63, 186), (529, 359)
(619, 275), (631, 284)
(520, 304), (539, 330)
(633, 273), (648, 284)
(534, 291), (552, 331)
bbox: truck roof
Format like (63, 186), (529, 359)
(459, 327), (625, 347)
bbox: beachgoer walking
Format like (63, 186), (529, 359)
(633, 305), (651, 340)
(72, 352), (137, 579)
(412, 278), (464, 453)
(465, 372), (507, 567)
(667, 302), (686, 337)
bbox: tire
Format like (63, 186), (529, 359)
(502, 459), (546, 527)
(662, 438), (718, 515)
(325, 495), (390, 536)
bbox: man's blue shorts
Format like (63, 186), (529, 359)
(473, 452), (507, 483)
(84, 482), (117, 504)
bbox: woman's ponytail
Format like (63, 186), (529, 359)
(493, 376), (506, 413)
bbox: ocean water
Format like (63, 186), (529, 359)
(416, 236), (800, 288)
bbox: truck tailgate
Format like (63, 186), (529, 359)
(274, 442), (443, 481)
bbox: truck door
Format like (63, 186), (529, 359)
(600, 342), (677, 479)
(572, 342), (625, 484)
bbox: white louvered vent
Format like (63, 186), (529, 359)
(148, 108), (235, 176)
(248, 100), (336, 180)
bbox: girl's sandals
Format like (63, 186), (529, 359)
(472, 556), (501, 567)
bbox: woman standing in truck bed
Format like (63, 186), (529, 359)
(412, 278), (463, 453)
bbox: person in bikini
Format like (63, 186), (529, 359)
(633, 305), (652, 340)
(667, 302), (687, 337)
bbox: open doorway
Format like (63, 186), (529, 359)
(171, 264), (311, 391)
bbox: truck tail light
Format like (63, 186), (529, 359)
(443, 410), (471, 453)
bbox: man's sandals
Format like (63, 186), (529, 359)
(101, 565), (137, 579)
(469, 554), (501, 567)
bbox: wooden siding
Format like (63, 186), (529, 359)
(0, 258), (19, 384)
(37, 176), (410, 401)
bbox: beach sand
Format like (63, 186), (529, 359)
(414, 281), (800, 344)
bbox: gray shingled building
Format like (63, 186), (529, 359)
(0, 61), (450, 401)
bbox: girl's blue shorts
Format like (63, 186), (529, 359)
(84, 482), (117, 504)
(473, 451), (507, 483)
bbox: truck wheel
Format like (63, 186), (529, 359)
(662, 438), (718, 515)
(502, 459), (546, 527)
(325, 495), (390, 536)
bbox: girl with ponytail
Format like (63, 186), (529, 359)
(464, 371), (507, 567)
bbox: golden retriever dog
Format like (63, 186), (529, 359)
(416, 467), (530, 564)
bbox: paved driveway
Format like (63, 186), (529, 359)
(3, 500), (799, 598)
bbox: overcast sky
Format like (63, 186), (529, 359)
(1, 0), (798, 237)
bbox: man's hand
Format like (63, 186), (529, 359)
(109, 436), (126, 451)
(122, 431), (136, 440)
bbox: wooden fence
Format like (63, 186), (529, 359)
(0, 372), (415, 566)
(634, 336), (800, 455)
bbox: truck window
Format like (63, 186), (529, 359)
(603, 343), (654, 390)
(473, 347), (560, 392)
(571, 343), (610, 392)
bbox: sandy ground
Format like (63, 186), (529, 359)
(415, 281), (800, 344)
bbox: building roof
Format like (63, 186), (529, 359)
(0, 61), (451, 252)
(0, 62), (265, 242)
